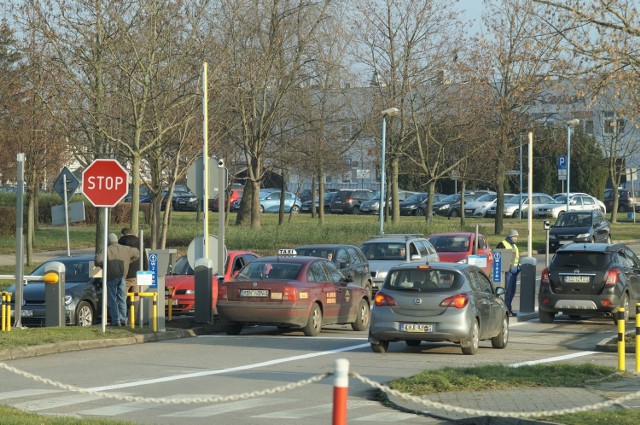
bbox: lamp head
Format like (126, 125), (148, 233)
(566, 118), (580, 126)
(381, 107), (400, 117)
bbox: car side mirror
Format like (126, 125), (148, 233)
(410, 254), (421, 261)
(495, 286), (506, 296)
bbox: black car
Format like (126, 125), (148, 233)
(538, 243), (640, 323)
(329, 189), (375, 214)
(399, 192), (447, 216)
(300, 191), (337, 213)
(604, 188), (639, 213)
(172, 190), (199, 211)
(293, 244), (372, 298)
(548, 210), (611, 253)
(432, 193), (477, 217)
(7, 256), (102, 327)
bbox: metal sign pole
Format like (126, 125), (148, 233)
(101, 207), (109, 333)
(14, 153), (25, 328)
(63, 177), (71, 256)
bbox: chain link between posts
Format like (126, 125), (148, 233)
(1, 361), (639, 418)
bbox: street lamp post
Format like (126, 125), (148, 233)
(566, 119), (580, 213)
(379, 107), (400, 235)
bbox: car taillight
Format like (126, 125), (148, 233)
(346, 197), (354, 203)
(374, 292), (397, 306)
(440, 294), (469, 309)
(218, 285), (228, 300)
(540, 268), (550, 286)
(283, 286), (298, 301)
(605, 269), (620, 286)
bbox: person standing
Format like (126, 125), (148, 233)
(96, 233), (139, 326)
(119, 228), (145, 318)
(496, 229), (520, 317)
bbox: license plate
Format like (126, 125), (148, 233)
(172, 299), (178, 306)
(559, 240), (573, 245)
(564, 276), (590, 283)
(465, 209), (473, 213)
(21, 310), (33, 317)
(400, 323), (432, 333)
(240, 289), (269, 297)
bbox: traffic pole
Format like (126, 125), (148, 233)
(636, 303), (639, 373)
(617, 307), (625, 372)
(332, 358), (349, 425)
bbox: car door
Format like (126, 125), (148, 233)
(592, 212), (607, 242)
(323, 260), (355, 323)
(307, 260), (339, 320)
(346, 246), (369, 288)
(620, 247), (640, 303)
(468, 270), (498, 337)
(582, 196), (597, 212)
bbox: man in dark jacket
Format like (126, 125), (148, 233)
(96, 233), (139, 326)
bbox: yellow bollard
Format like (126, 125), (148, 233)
(1, 292), (6, 332)
(166, 286), (173, 322)
(636, 303), (640, 373)
(152, 293), (157, 333)
(128, 293), (136, 330)
(6, 293), (11, 332)
(618, 307), (626, 372)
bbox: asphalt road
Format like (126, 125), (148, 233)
(0, 315), (623, 424)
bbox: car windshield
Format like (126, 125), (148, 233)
(236, 261), (302, 280)
(360, 242), (407, 260)
(554, 213), (592, 227)
(427, 235), (470, 252)
(506, 195), (524, 204)
(553, 195), (569, 203)
(551, 251), (609, 270)
(476, 194), (496, 202)
(171, 256), (194, 275)
(31, 259), (91, 283)
(385, 269), (462, 292)
(440, 194), (460, 203)
(404, 193), (427, 203)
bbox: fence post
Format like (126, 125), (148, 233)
(332, 358), (349, 425)
(618, 307), (626, 372)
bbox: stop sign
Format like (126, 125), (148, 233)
(82, 159), (129, 207)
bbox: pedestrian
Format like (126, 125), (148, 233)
(496, 229), (520, 317)
(96, 233), (139, 326)
(119, 228), (146, 320)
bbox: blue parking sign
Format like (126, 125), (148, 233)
(149, 253), (158, 288)
(557, 156), (567, 170)
(492, 252), (502, 283)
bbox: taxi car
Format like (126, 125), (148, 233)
(217, 249), (371, 336)
(165, 250), (259, 315)
(369, 262), (508, 355)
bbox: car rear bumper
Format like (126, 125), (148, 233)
(538, 292), (623, 316)
(217, 302), (310, 327)
(369, 308), (471, 343)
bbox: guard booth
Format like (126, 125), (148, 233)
(142, 249), (176, 332)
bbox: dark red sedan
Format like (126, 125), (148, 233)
(217, 250), (371, 336)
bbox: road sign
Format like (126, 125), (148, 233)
(558, 169), (567, 181)
(53, 167), (80, 201)
(148, 253), (158, 289)
(557, 156), (567, 170)
(81, 159), (129, 207)
(492, 252), (502, 283)
(186, 157), (228, 200)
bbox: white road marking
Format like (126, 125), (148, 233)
(12, 394), (101, 411)
(353, 411), (421, 421)
(86, 342), (370, 392)
(162, 397), (294, 418)
(510, 351), (598, 367)
(0, 389), (60, 400)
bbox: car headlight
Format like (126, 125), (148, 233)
(188, 197), (197, 202)
(439, 204), (450, 210)
(64, 295), (73, 305)
(549, 235), (557, 240)
(377, 271), (388, 279)
(185, 289), (194, 295)
(457, 258), (468, 264)
(371, 202), (379, 208)
(576, 233), (591, 239)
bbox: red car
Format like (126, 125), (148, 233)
(217, 250), (371, 336)
(211, 188), (243, 212)
(165, 250), (259, 315)
(426, 232), (494, 277)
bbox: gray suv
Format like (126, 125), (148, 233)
(359, 234), (440, 291)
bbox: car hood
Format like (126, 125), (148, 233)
(464, 201), (492, 209)
(550, 226), (592, 236)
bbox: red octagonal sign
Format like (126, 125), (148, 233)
(82, 159), (130, 207)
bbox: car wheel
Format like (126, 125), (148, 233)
(539, 311), (555, 323)
(370, 340), (389, 353)
(352, 206), (361, 215)
(225, 322), (243, 335)
(512, 210), (519, 218)
(592, 236), (596, 243)
(291, 205), (300, 213)
(449, 209), (459, 218)
(415, 208), (425, 216)
(461, 319), (479, 355)
(616, 293), (630, 324)
(606, 235), (612, 243)
(303, 303), (322, 336)
(259, 205), (264, 213)
(405, 340), (421, 347)
(491, 314), (509, 349)
(75, 301), (94, 326)
(351, 299), (370, 331)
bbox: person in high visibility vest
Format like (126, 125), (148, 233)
(496, 229), (520, 317)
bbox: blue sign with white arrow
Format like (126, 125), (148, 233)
(148, 253), (158, 288)
(492, 252), (502, 283)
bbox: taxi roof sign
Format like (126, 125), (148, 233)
(277, 249), (297, 256)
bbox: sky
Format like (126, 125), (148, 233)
(454, 0), (487, 34)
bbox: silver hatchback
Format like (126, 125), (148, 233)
(368, 262), (509, 355)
